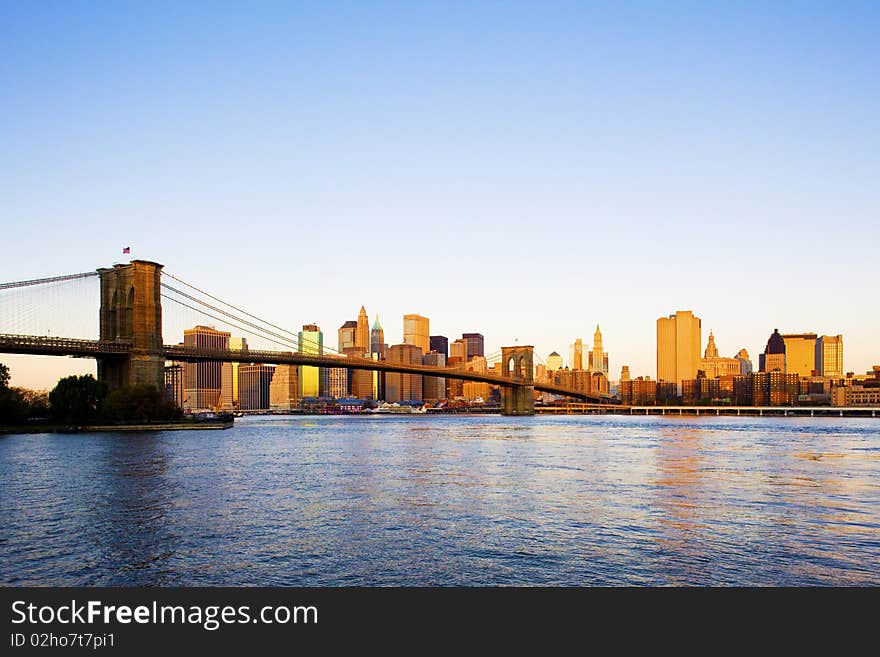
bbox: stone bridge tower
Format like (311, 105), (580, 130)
(97, 260), (165, 390)
(500, 345), (535, 416)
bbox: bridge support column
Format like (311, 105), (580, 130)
(500, 346), (534, 416)
(97, 260), (165, 391)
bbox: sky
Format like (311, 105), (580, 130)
(1, 1), (878, 389)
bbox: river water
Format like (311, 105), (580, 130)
(1, 415), (878, 586)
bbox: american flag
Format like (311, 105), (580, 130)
(122, 247), (130, 254)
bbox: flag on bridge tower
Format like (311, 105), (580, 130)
(122, 246), (131, 254)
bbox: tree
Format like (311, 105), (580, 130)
(0, 363), (9, 390)
(101, 385), (182, 423)
(49, 375), (108, 424)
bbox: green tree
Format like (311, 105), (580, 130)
(0, 363), (27, 424)
(102, 385), (182, 423)
(49, 375), (108, 424)
(0, 363), (9, 390)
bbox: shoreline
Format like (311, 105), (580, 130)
(0, 421), (233, 434)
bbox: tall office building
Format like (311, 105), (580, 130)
(403, 314), (430, 355)
(238, 364), (275, 410)
(656, 311), (701, 393)
(547, 351), (563, 372)
(355, 306), (370, 354)
(430, 335), (449, 359)
(183, 325), (230, 410)
(759, 329), (786, 373)
(298, 323), (323, 398)
(816, 335), (844, 378)
(449, 339), (468, 364)
(588, 325), (609, 376)
(462, 333), (484, 359)
(343, 347), (374, 399)
(620, 365), (631, 383)
(322, 366), (348, 399)
(370, 315), (386, 359)
(220, 336), (248, 409)
(386, 343), (423, 402)
(572, 338), (584, 371)
(338, 320), (357, 352)
(422, 351), (446, 403)
(736, 348), (753, 375)
(782, 333), (817, 377)
(269, 365), (299, 410)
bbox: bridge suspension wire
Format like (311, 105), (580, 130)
(160, 273), (341, 357)
(0, 271), (98, 291)
(0, 271), (99, 340)
(160, 294), (302, 353)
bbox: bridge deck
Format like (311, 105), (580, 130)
(0, 333), (612, 403)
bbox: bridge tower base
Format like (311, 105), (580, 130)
(97, 260), (165, 391)
(500, 346), (535, 416)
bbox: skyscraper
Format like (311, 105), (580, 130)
(422, 350), (446, 403)
(462, 333), (484, 359)
(449, 339), (468, 364)
(759, 329), (786, 373)
(588, 325), (609, 376)
(656, 311), (701, 393)
(355, 306), (370, 354)
(183, 325), (231, 410)
(572, 338), (583, 371)
(782, 333), (817, 377)
(338, 320), (357, 352)
(238, 364), (275, 410)
(298, 323), (322, 398)
(403, 314), (430, 355)
(430, 335), (449, 359)
(220, 336), (248, 409)
(370, 315), (386, 359)
(269, 365), (299, 410)
(736, 349), (753, 375)
(816, 335), (844, 377)
(386, 343), (423, 402)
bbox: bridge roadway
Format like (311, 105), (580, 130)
(0, 333), (614, 404)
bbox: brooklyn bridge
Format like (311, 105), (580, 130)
(0, 260), (615, 416)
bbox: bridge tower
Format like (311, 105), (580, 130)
(97, 260), (165, 391)
(500, 345), (535, 416)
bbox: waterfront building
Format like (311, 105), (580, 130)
(463, 355), (490, 401)
(164, 363), (184, 409)
(816, 335), (844, 378)
(298, 324), (323, 398)
(733, 375), (753, 405)
(238, 364), (275, 410)
(656, 381), (678, 404)
(462, 333), (485, 359)
(759, 329), (786, 373)
(269, 365), (299, 410)
(183, 325), (230, 410)
(620, 376), (657, 405)
(782, 333), (818, 377)
(385, 343), (423, 403)
(588, 325), (609, 376)
(656, 310), (701, 393)
(343, 347), (374, 399)
(546, 351), (563, 372)
(422, 350), (446, 403)
(620, 366), (631, 383)
(403, 314), (430, 354)
(220, 336), (248, 410)
(430, 335), (449, 359)
(370, 315), (386, 360)
(322, 365), (348, 399)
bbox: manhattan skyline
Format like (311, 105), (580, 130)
(2, 2), (878, 387)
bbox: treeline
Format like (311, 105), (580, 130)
(0, 363), (182, 425)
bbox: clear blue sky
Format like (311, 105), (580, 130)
(1, 1), (878, 388)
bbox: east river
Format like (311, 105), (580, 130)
(1, 415), (878, 585)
